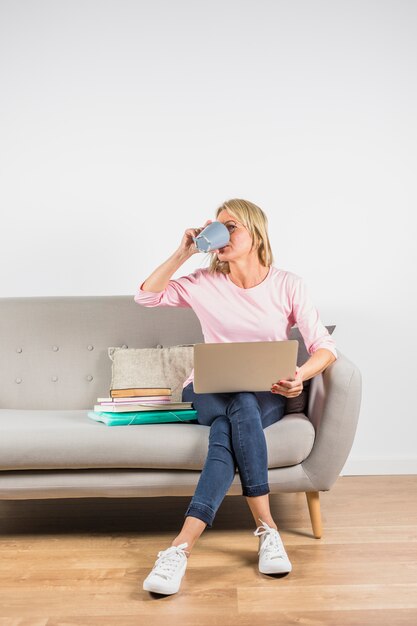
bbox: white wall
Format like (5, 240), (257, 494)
(1, 0), (416, 474)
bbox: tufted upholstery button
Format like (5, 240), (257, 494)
(87, 375), (93, 381)
(16, 347), (23, 353)
(121, 344), (128, 349)
(51, 376), (58, 382)
(156, 344), (163, 348)
(15, 378), (22, 383)
(87, 345), (94, 351)
(52, 346), (59, 352)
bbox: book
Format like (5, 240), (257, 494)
(88, 409), (198, 426)
(110, 387), (171, 398)
(97, 395), (171, 404)
(93, 401), (193, 413)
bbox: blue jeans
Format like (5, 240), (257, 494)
(181, 382), (286, 528)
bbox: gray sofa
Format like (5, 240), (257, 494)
(0, 295), (362, 538)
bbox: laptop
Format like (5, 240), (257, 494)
(193, 340), (299, 393)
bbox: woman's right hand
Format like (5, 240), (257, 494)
(177, 219), (213, 257)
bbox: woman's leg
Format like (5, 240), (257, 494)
(171, 384), (287, 549)
(187, 385), (286, 508)
(245, 495), (279, 530)
(225, 392), (270, 497)
(243, 390), (287, 529)
(170, 383), (237, 552)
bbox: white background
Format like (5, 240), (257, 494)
(1, 0), (416, 474)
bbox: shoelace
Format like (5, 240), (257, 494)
(151, 542), (190, 580)
(253, 518), (286, 559)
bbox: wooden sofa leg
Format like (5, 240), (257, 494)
(305, 491), (323, 539)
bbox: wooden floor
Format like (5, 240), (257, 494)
(0, 475), (416, 625)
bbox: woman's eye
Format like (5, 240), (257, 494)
(226, 224), (236, 233)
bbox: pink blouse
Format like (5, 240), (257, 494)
(134, 265), (337, 389)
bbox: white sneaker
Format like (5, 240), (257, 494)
(253, 518), (292, 574)
(142, 542), (190, 595)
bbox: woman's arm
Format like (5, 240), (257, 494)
(298, 348), (337, 382)
(140, 249), (191, 292)
(291, 278), (338, 354)
(140, 219), (213, 292)
(271, 348), (336, 397)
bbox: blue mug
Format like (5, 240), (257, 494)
(193, 221), (230, 253)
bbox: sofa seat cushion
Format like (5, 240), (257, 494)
(0, 409), (315, 471)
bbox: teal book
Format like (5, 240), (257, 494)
(87, 409), (198, 426)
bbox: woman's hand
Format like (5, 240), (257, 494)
(177, 219), (213, 257)
(271, 366), (303, 397)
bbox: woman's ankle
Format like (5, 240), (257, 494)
(171, 538), (193, 555)
(255, 519), (278, 531)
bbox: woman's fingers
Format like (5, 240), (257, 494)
(273, 384), (295, 391)
(272, 372), (303, 397)
(272, 390), (302, 397)
(271, 385), (302, 397)
(273, 380), (302, 389)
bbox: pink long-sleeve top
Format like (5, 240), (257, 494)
(133, 265), (337, 389)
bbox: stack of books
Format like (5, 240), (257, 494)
(87, 386), (198, 426)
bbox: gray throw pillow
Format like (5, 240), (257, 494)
(284, 325), (336, 414)
(108, 346), (194, 403)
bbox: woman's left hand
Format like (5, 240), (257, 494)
(271, 366), (304, 397)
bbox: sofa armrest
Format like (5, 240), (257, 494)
(301, 350), (362, 491)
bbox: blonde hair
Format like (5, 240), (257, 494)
(207, 198), (274, 275)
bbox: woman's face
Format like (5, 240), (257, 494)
(216, 209), (255, 259)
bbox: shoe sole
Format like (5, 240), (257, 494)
(143, 579), (181, 594)
(259, 567), (292, 574)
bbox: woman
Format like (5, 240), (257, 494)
(135, 198), (337, 595)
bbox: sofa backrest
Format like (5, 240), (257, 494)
(1, 295), (333, 411)
(0, 296), (205, 410)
